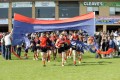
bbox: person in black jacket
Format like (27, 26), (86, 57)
(94, 32), (102, 58)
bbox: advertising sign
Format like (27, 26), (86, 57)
(0, 19), (8, 24)
(0, 3), (9, 8)
(12, 2), (32, 7)
(83, 2), (120, 7)
(83, 2), (103, 6)
(96, 16), (120, 24)
(35, 1), (55, 7)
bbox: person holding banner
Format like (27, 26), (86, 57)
(4, 31), (12, 60)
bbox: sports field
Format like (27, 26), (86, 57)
(0, 52), (120, 80)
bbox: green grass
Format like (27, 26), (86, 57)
(0, 51), (120, 80)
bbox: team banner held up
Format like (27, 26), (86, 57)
(12, 12), (95, 46)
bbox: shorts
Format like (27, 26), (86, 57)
(0, 45), (1, 52)
(71, 46), (76, 50)
(36, 46), (40, 50)
(31, 46), (37, 52)
(76, 48), (81, 52)
(58, 47), (65, 53)
(64, 44), (68, 51)
(40, 47), (47, 53)
(47, 46), (51, 50)
(65, 45), (70, 51)
(25, 49), (28, 53)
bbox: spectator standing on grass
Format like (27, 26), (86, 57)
(116, 34), (120, 57)
(0, 33), (3, 55)
(1, 33), (5, 58)
(4, 31), (12, 60)
(94, 32), (102, 58)
(108, 36), (115, 58)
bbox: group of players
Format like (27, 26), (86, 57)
(23, 30), (91, 67)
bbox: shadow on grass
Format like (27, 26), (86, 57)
(113, 56), (120, 58)
(52, 61), (112, 67)
(79, 61), (112, 66)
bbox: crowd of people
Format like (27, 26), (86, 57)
(95, 30), (120, 58)
(0, 30), (120, 66)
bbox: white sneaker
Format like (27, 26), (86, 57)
(33, 58), (36, 60)
(69, 56), (72, 58)
(79, 61), (81, 64)
(115, 54), (118, 57)
(109, 55), (113, 58)
(67, 56), (69, 59)
(64, 60), (66, 63)
(48, 60), (50, 62)
(36, 58), (38, 60)
(62, 64), (64, 66)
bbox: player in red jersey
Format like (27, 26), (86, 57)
(62, 31), (71, 62)
(50, 32), (57, 60)
(55, 34), (66, 66)
(34, 35), (40, 60)
(46, 33), (52, 62)
(70, 31), (80, 65)
(30, 37), (37, 60)
(39, 33), (51, 67)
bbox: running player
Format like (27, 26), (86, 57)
(30, 37), (38, 60)
(39, 33), (51, 66)
(70, 31), (80, 65)
(55, 33), (66, 66)
(62, 31), (71, 62)
(34, 34), (40, 60)
(46, 33), (52, 62)
(50, 32), (57, 60)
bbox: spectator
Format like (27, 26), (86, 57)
(1, 33), (5, 58)
(4, 32), (12, 60)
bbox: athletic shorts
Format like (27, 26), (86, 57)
(47, 46), (51, 50)
(76, 48), (81, 52)
(25, 49), (28, 53)
(36, 46), (40, 50)
(58, 47), (65, 53)
(40, 47), (47, 53)
(64, 44), (68, 50)
(31, 46), (37, 52)
(71, 46), (76, 50)
(64, 44), (70, 51)
(0, 46), (1, 52)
